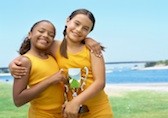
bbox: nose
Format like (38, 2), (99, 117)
(42, 31), (49, 37)
(76, 26), (82, 32)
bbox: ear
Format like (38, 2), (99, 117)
(66, 17), (70, 22)
(66, 17), (70, 26)
(28, 32), (31, 39)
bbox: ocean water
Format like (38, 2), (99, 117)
(0, 75), (13, 83)
(1, 69), (168, 84)
(106, 69), (168, 84)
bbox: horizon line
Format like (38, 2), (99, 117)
(105, 61), (157, 64)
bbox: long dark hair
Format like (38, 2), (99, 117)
(60, 9), (96, 58)
(19, 20), (56, 55)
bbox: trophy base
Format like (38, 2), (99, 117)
(79, 105), (89, 114)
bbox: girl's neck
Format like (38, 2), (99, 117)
(67, 39), (84, 54)
(28, 49), (48, 59)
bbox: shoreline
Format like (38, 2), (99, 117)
(104, 83), (168, 96)
(1, 80), (168, 97)
(139, 65), (168, 70)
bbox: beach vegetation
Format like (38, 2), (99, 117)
(145, 59), (168, 67)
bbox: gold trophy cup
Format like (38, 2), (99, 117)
(64, 67), (89, 113)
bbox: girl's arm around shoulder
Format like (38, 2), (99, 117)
(9, 56), (28, 78)
(85, 37), (103, 57)
(49, 40), (61, 59)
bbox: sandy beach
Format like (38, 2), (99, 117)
(105, 65), (168, 96)
(104, 83), (168, 96)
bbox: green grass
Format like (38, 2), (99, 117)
(0, 83), (28, 118)
(1, 83), (168, 118)
(109, 91), (168, 118)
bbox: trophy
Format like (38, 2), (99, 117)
(64, 67), (89, 114)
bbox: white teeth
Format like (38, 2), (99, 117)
(39, 39), (47, 44)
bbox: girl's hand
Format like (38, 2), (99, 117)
(8, 57), (27, 79)
(85, 37), (102, 57)
(48, 69), (67, 85)
(62, 100), (80, 118)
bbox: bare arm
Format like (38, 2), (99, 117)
(52, 38), (102, 58)
(13, 56), (65, 107)
(75, 53), (106, 102)
(49, 40), (61, 59)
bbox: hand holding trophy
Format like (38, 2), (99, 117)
(64, 67), (89, 114)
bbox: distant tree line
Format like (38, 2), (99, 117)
(0, 67), (9, 73)
(145, 60), (168, 67)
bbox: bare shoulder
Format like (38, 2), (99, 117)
(51, 40), (61, 51)
(54, 40), (62, 47)
(90, 52), (105, 67)
(91, 52), (104, 61)
(19, 56), (31, 67)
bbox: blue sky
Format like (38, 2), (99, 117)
(0, 0), (168, 67)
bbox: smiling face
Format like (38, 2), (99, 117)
(29, 21), (55, 51)
(59, 9), (96, 58)
(66, 14), (93, 43)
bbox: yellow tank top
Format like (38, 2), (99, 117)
(24, 54), (64, 112)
